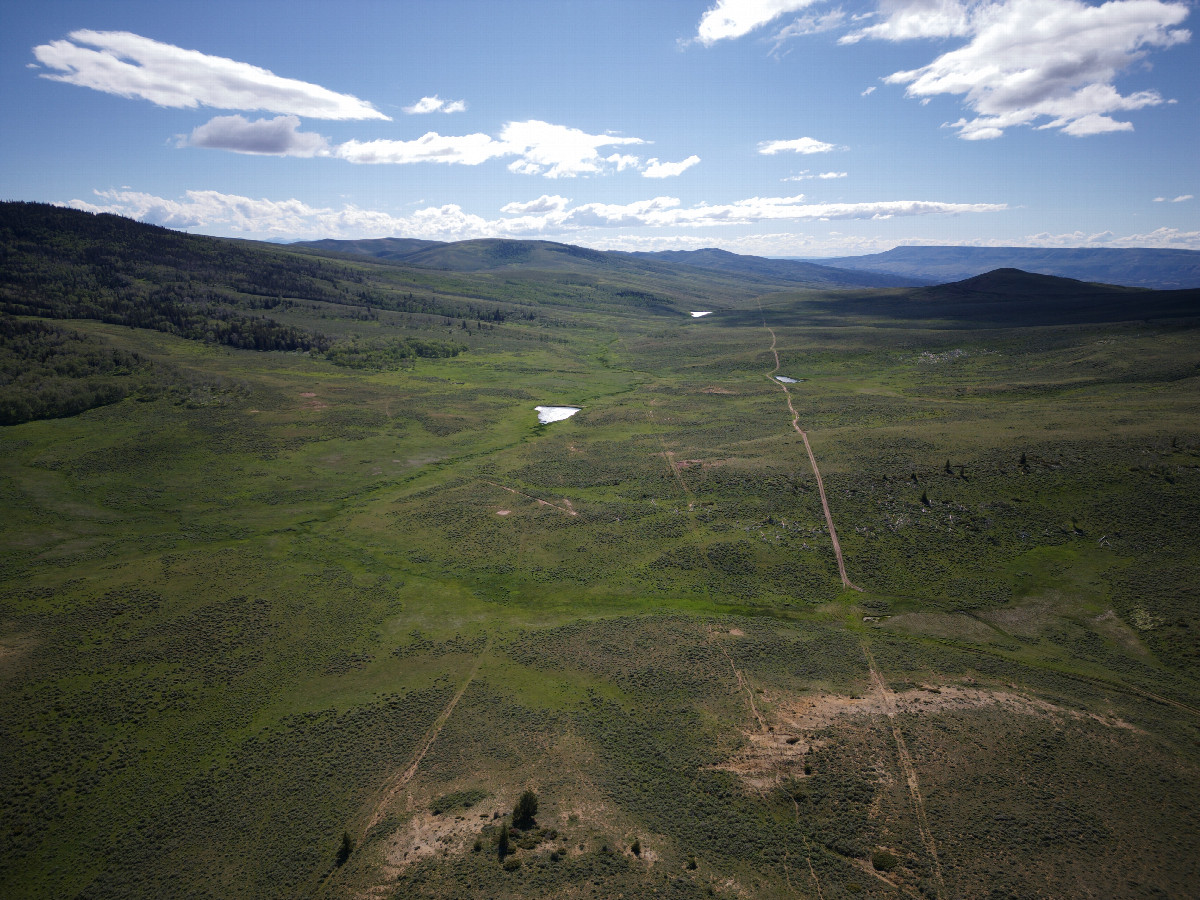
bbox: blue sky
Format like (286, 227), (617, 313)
(3, 0), (1196, 255)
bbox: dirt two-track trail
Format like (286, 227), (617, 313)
(363, 643), (489, 835)
(760, 315), (862, 591)
(863, 644), (947, 900)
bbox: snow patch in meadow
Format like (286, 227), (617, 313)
(535, 406), (581, 424)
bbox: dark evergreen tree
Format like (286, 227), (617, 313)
(335, 831), (354, 867)
(512, 790), (538, 829)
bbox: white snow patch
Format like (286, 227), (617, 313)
(535, 406), (581, 424)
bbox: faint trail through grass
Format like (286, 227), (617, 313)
(706, 625), (767, 733)
(481, 479), (578, 516)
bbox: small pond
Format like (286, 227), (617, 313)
(775, 375), (802, 383)
(689, 311), (713, 318)
(535, 406), (581, 424)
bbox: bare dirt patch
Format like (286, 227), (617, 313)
(380, 809), (483, 871)
(496, 509), (511, 516)
(715, 682), (1135, 791)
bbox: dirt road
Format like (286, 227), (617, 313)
(762, 321), (861, 591)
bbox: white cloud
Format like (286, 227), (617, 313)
(642, 155), (702, 178)
(182, 115), (329, 157)
(1154, 196), (1167, 201)
(770, 10), (848, 52)
(403, 95), (468, 114)
(696, 0), (824, 44)
(862, 86), (877, 96)
(783, 170), (847, 180)
(841, 0), (976, 44)
(158, 101), (684, 180)
(877, 0), (1190, 139)
(1172, 194), (1194, 202)
(557, 195), (1005, 229)
(334, 132), (508, 165)
(758, 136), (841, 155)
(980, 226), (1200, 249)
(606, 153), (641, 172)
(67, 187), (1006, 241)
(32, 30), (388, 119)
(498, 120), (645, 178)
(500, 195), (572, 215)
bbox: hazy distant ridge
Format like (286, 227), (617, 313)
(292, 238), (923, 288)
(809, 246), (1200, 289)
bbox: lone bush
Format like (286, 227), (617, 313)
(871, 850), (898, 872)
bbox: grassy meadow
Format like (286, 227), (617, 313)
(2, 217), (1199, 899)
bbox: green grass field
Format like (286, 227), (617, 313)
(3, 220), (1199, 898)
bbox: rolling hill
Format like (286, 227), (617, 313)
(4, 205), (1200, 900)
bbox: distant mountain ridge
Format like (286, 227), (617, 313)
(804, 267), (1200, 326)
(620, 247), (923, 288)
(807, 246), (1200, 290)
(291, 238), (922, 288)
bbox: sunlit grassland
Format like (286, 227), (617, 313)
(3, 281), (1199, 899)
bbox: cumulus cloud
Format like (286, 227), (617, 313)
(758, 136), (841, 154)
(334, 132), (508, 165)
(182, 115), (329, 156)
(32, 30), (388, 119)
(696, 0), (823, 44)
(498, 120), (646, 177)
(841, 0), (975, 43)
(875, 0), (1191, 139)
(862, 86), (877, 96)
(500, 195), (572, 215)
(642, 155), (702, 178)
(693, 0), (1190, 140)
(403, 95), (467, 114)
(67, 187), (1006, 241)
